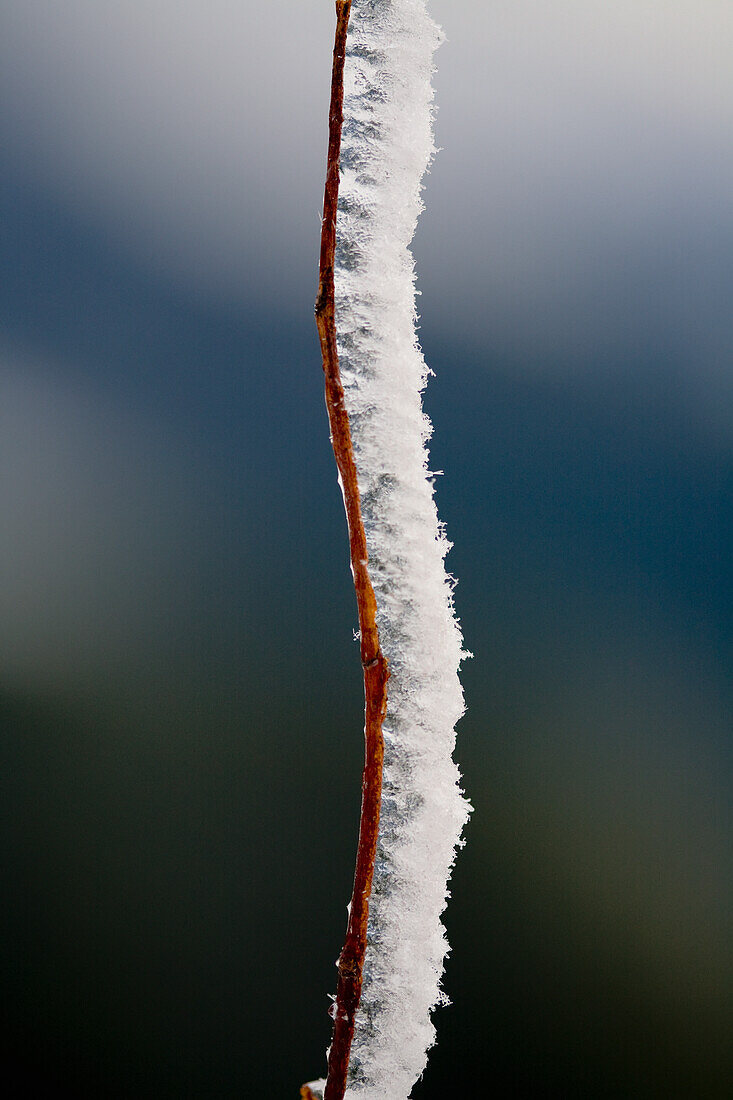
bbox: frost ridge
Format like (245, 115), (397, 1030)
(334, 3), (471, 1097)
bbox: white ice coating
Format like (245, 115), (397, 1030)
(333, 2), (471, 1096)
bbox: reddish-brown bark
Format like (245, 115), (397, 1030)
(304, 3), (390, 1099)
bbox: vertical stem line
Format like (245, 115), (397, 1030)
(311, 3), (389, 1098)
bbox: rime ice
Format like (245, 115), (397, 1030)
(334, 2), (470, 1097)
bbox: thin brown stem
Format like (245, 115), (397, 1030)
(305, 3), (390, 1099)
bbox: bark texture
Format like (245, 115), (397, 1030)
(306, 3), (390, 1098)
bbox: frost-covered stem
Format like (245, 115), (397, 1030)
(312, 4), (390, 1098)
(307, 2), (469, 1096)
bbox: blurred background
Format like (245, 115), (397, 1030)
(0, 1), (731, 1095)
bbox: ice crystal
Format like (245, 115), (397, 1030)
(333, 2), (471, 1096)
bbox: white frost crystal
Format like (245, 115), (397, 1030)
(334, 2), (471, 1096)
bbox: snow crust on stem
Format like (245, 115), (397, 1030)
(334, 2), (470, 1095)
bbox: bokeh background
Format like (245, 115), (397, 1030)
(1, 1), (731, 1095)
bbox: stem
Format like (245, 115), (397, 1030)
(310, 3), (390, 1098)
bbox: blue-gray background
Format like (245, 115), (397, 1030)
(1, 2), (731, 1095)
